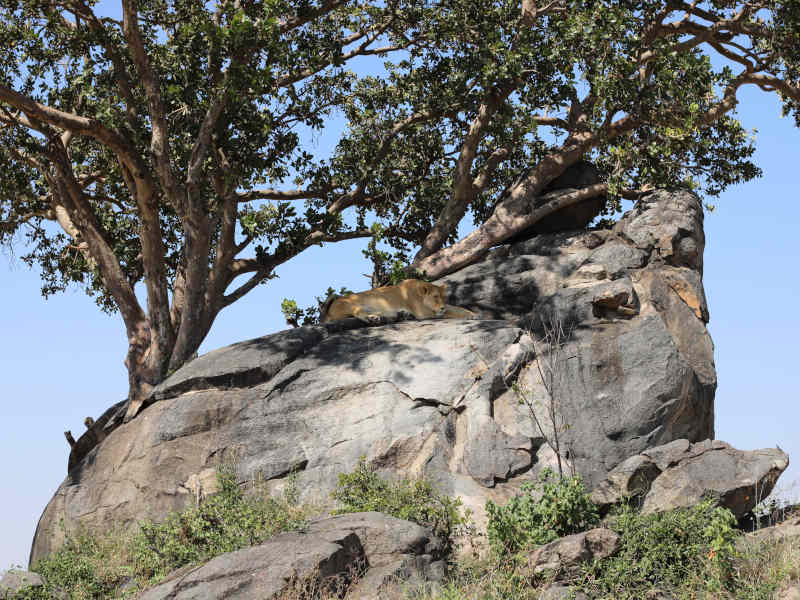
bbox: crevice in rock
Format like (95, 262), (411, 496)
(264, 459), (309, 482)
(263, 368), (311, 398)
(156, 366), (290, 401)
(412, 397), (451, 414)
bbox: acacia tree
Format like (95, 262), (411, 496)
(1, 0), (798, 420)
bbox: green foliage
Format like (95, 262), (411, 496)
(2, 582), (49, 600)
(10, 524), (137, 600)
(282, 285), (353, 327)
(13, 464), (309, 598)
(421, 555), (541, 600)
(582, 498), (739, 598)
(132, 463), (307, 582)
(486, 468), (599, 556)
(332, 457), (471, 557)
(3, 0), (794, 317)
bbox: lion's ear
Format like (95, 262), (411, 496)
(421, 284), (429, 295)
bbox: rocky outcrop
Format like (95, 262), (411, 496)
(137, 512), (442, 600)
(31, 188), (717, 564)
(591, 439), (789, 518)
(441, 188), (715, 485)
(739, 515), (800, 548)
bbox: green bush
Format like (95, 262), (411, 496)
(332, 457), (471, 557)
(13, 464), (309, 598)
(133, 463), (308, 582)
(582, 498), (739, 598)
(9, 525), (137, 600)
(485, 468), (599, 556)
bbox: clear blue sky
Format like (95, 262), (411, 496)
(2, 36), (800, 574)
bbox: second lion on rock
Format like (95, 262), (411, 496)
(321, 279), (476, 323)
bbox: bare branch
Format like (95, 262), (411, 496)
(221, 268), (268, 308)
(472, 145), (512, 192)
(276, 20), (409, 88)
(276, 0), (349, 34)
(237, 188), (325, 202)
(0, 84), (133, 160)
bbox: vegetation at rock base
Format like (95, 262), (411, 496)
(331, 456), (472, 558)
(486, 468), (599, 556)
(6, 464), (800, 599)
(4, 464), (312, 599)
(2, 1), (799, 412)
(132, 463), (309, 582)
(582, 498), (739, 598)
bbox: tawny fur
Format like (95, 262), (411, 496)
(440, 304), (477, 319)
(321, 279), (447, 323)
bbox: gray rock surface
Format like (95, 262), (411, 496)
(591, 439), (789, 518)
(31, 189), (720, 564)
(137, 512), (442, 600)
(528, 528), (620, 581)
(538, 584), (590, 600)
(443, 189), (715, 486)
(0, 570), (44, 595)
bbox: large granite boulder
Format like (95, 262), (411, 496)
(441, 188), (715, 485)
(137, 512), (443, 600)
(590, 439), (789, 518)
(31, 188), (717, 564)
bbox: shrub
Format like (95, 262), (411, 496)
(582, 497), (739, 598)
(331, 457), (470, 557)
(14, 464), (310, 598)
(485, 468), (599, 556)
(132, 463), (308, 582)
(7, 527), (135, 600)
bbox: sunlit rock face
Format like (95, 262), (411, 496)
(31, 188), (716, 564)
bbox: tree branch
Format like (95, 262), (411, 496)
(236, 188), (326, 202)
(417, 81), (518, 260)
(121, 0), (185, 215)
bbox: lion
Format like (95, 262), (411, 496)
(321, 279), (449, 323)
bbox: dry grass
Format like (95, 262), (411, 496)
(273, 559), (366, 600)
(730, 530), (800, 599)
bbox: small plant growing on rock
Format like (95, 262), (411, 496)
(281, 286), (353, 327)
(332, 457), (471, 557)
(514, 314), (577, 478)
(486, 468), (599, 556)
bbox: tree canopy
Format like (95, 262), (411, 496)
(1, 0), (798, 418)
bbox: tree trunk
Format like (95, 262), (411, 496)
(123, 321), (159, 421)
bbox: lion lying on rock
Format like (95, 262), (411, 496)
(321, 279), (476, 323)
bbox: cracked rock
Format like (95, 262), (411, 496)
(591, 439), (789, 518)
(137, 512), (442, 600)
(33, 189), (723, 564)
